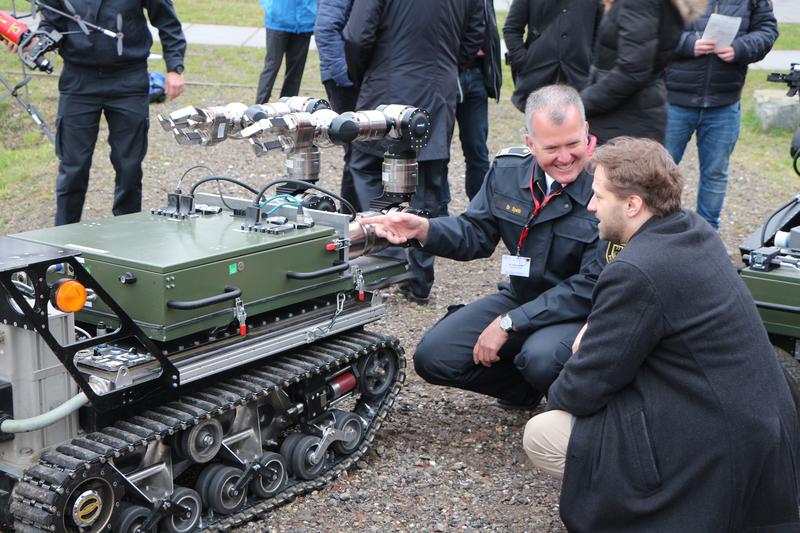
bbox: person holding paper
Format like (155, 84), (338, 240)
(665, 0), (777, 229)
(367, 85), (609, 410)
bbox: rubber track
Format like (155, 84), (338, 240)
(10, 330), (405, 532)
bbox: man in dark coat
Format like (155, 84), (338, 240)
(503, 0), (602, 113)
(343, 0), (484, 303)
(456, 0), (502, 201)
(665, 0), (777, 229)
(580, 0), (706, 144)
(524, 137), (800, 531)
(315, 0), (359, 208)
(366, 85), (607, 409)
(38, 0), (186, 225)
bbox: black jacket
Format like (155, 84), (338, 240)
(473, 0), (502, 102)
(424, 148), (605, 333)
(503, 0), (602, 113)
(581, 0), (699, 144)
(666, 0), (778, 108)
(38, 0), (185, 72)
(343, 0), (484, 161)
(548, 210), (800, 531)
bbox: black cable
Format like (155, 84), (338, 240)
(255, 179), (357, 220)
(189, 176), (261, 197)
(761, 195), (800, 247)
(215, 180), (237, 212)
(176, 164), (217, 191)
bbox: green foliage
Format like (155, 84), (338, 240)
(0, 140), (52, 179)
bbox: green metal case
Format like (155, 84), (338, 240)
(741, 265), (800, 341)
(14, 212), (353, 341)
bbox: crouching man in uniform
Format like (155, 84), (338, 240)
(368, 84), (608, 409)
(525, 137), (800, 531)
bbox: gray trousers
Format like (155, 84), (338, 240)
(256, 29), (312, 104)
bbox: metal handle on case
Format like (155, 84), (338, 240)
(166, 285), (242, 310)
(286, 262), (350, 280)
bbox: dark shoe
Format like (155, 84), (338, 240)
(495, 396), (543, 411)
(397, 284), (429, 305)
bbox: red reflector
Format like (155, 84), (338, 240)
(325, 243), (337, 251)
(358, 290), (365, 301)
(239, 324), (247, 336)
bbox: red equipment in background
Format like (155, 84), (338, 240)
(0, 10), (61, 73)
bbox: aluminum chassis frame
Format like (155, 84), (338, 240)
(0, 236), (178, 413)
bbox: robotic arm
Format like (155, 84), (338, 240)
(157, 97), (332, 146)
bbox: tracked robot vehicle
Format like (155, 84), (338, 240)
(739, 65), (800, 359)
(0, 97), (431, 532)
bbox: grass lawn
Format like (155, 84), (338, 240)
(172, 0), (263, 27)
(776, 23), (800, 51)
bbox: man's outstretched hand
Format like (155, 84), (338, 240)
(366, 212), (430, 245)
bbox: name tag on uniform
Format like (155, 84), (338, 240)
(501, 254), (531, 277)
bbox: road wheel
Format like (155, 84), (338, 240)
(249, 451), (288, 499)
(161, 486), (202, 533)
(331, 412), (363, 456)
(290, 435), (326, 481)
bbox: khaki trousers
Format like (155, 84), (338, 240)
(523, 410), (574, 479)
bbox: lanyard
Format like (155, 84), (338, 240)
(516, 162), (566, 255)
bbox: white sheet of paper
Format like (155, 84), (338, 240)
(501, 255), (531, 277)
(701, 14), (741, 50)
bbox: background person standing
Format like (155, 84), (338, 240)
(343, 0), (484, 304)
(456, 0), (502, 201)
(315, 0), (359, 208)
(664, 0), (777, 229)
(580, 0), (706, 145)
(503, 0), (601, 113)
(38, 0), (186, 226)
(256, 0), (316, 104)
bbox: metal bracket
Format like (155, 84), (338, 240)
(352, 266), (365, 302)
(305, 292), (346, 343)
(309, 425), (348, 464)
(0, 237), (180, 412)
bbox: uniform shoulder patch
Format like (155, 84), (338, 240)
(604, 241), (625, 263)
(495, 146), (531, 158)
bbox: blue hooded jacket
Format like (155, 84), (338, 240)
(261, 0), (316, 33)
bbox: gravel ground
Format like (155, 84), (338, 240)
(4, 85), (795, 532)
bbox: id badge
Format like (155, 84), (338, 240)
(501, 254), (531, 277)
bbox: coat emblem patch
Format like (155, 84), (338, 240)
(605, 242), (625, 263)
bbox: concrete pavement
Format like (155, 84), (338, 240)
(774, 0), (800, 24)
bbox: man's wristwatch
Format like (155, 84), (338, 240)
(499, 314), (514, 333)
(173, 65), (184, 75)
